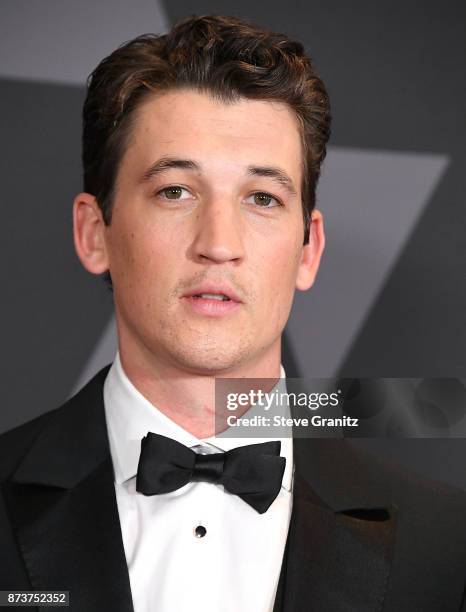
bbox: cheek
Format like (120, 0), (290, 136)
(108, 223), (159, 291)
(255, 236), (302, 310)
(264, 233), (302, 281)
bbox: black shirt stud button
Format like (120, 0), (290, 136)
(194, 525), (207, 538)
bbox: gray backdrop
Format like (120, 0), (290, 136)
(1, 0), (465, 488)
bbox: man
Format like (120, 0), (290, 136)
(0, 14), (465, 612)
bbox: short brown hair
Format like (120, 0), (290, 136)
(82, 14), (331, 244)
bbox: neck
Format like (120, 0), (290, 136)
(118, 338), (282, 439)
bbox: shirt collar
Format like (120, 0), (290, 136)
(103, 351), (293, 492)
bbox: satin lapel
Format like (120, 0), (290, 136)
(3, 366), (134, 612)
(274, 435), (398, 612)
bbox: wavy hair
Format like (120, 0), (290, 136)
(82, 14), (331, 246)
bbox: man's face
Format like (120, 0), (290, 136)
(96, 90), (323, 374)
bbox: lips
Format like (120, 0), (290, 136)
(183, 283), (242, 303)
(192, 293), (231, 301)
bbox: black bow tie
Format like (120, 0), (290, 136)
(136, 432), (286, 514)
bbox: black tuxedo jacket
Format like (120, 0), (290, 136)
(1, 365), (465, 611)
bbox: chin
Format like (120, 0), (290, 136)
(169, 343), (252, 375)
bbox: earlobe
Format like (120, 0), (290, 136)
(73, 193), (110, 275)
(295, 209), (325, 291)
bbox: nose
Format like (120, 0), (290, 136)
(190, 199), (245, 264)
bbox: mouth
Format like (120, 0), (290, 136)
(182, 285), (243, 316)
(183, 284), (242, 303)
(191, 293), (232, 301)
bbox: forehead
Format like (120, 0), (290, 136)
(122, 89), (303, 183)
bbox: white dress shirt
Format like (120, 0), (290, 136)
(103, 352), (293, 612)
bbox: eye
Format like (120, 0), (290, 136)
(246, 192), (282, 208)
(156, 186), (192, 200)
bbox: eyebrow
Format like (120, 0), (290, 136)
(247, 166), (298, 197)
(139, 156), (298, 197)
(139, 157), (200, 182)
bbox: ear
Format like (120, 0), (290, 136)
(295, 209), (325, 291)
(73, 192), (109, 275)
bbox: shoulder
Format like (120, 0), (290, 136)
(0, 364), (112, 483)
(295, 436), (466, 525)
(296, 437), (466, 607)
(345, 443), (466, 609)
(348, 438), (466, 508)
(345, 439), (466, 569)
(0, 409), (59, 481)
